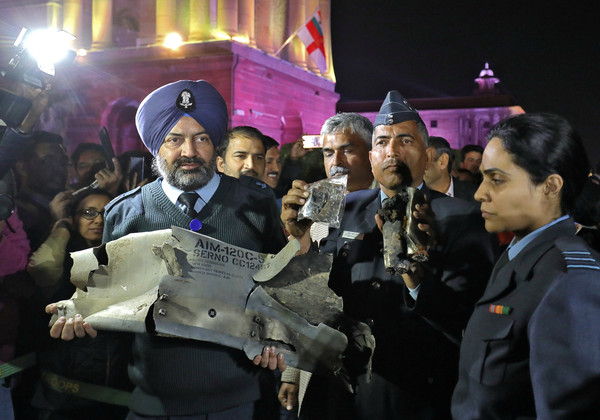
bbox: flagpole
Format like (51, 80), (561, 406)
(273, 7), (320, 57)
(274, 33), (296, 57)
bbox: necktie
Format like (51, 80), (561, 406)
(177, 192), (199, 217)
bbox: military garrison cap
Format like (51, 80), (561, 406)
(374, 90), (423, 127)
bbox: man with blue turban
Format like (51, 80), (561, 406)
(47, 80), (287, 419)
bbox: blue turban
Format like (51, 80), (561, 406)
(135, 80), (228, 156)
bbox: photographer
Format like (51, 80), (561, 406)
(0, 81), (52, 178)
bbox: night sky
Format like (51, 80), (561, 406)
(330, 0), (599, 164)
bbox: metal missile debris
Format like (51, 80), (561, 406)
(298, 174), (347, 228)
(52, 227), (369, 379)
(377, 187), (431, 275)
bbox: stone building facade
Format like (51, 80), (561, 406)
(0, 0), (338, 154)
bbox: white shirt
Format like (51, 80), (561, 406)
(161, 172), (221, 214)
(446, 177), (455, 197)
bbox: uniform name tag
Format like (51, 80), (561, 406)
(342, 231), (364, 240)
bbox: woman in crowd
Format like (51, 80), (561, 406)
(27, 189), (132, 420)
(29, 189), (113, 295)
(450, 113), (600, 419)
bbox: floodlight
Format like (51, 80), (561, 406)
(164, 32), (183, 50)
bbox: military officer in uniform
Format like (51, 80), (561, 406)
(446, 113), (600, 419)
(282, 91), (496, 419)
(46, 80), (286, 420)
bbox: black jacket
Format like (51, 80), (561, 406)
(318, 186), (495, 419)
(452, 217), (600, 419)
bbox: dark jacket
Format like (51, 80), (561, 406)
(318, 186), (495, 419)
(452, 176), (478, 202)
(102, 175), (286, 416)
(452, 217), (600, 419)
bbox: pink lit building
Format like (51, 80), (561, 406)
(339, 64), (524, 149)
(0, 1), (522, 154)
(0, 0), (338, 154)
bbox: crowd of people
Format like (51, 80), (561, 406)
(0, 77), (599, 420)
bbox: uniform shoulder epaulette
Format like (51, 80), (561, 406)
(237, 174), (274, 196)
(554, 236), (600, 272)
(105, 185), (143, 212)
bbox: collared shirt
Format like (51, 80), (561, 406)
(369, 177), (380, 190)
(379, 182), (424, 203)
(161, 172), (221, 214)
(446, 177), (455, 197)
(506, 214), (570, 261)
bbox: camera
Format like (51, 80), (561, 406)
(2, 27), (77, 89)
(0, 27), (76, 127)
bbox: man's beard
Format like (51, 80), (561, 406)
(153, 152), (217, 191)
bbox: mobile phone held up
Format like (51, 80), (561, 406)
(98, 127), (115, 171)
(129, 156), (145, 184)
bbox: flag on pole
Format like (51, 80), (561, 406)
(296, 9), (327, 74)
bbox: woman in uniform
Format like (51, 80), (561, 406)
(451, 113), (600, 419)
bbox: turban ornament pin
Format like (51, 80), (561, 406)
(176, 89), (196, 111)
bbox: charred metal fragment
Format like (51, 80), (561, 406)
(377, 187), (430, 275)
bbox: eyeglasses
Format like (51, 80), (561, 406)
(76, 208), (104, 220)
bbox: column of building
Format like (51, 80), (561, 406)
(62, 0), (333, 79)
(254, 0), (274, 53)
(217, 0), (238, 37)
(92, 0), (112, 49)
(287, 0), (307, 70)
(189, 0), (213, 41)
(238, 0), (255, 46)
(62, 0), (84, 49)
(138, 2), (157, 46)
(155, 0), (177, 44)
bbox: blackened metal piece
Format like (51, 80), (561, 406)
(377, 187), (430, 275)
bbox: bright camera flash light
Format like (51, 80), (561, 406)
(24, 29), (75, 64)
(23, 29), (76, 75)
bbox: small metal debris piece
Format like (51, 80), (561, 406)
(377, 187), (430, 275)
